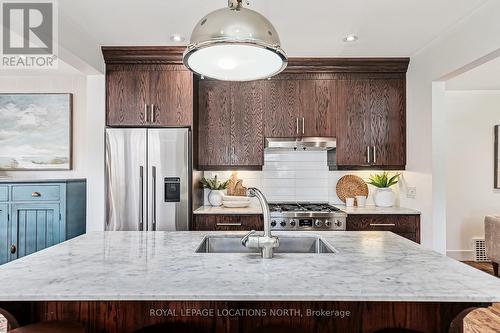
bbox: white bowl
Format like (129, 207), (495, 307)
(222, 200), (251, 208)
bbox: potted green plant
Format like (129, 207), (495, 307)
(200, 175), (230, 207)
(367, 172), (400, 207)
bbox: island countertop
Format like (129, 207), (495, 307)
(0, 231), (499, 302)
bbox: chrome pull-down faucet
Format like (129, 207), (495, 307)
(241, 188), (279, 258)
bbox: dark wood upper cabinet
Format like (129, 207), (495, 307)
(336, 79), (372, 166)
(336, 78), (406, 169)
(262, 79), (301, 138)
(103, 47), (193, 128)
(369, 78), (406, 167)
(197, 81), (264, 169)
(299, 79), (336, 137)
(106, 69), (150, 126)
(231, 82), (264, 167)
(198, 81), (232, 167)
(150, 67), (193, 127)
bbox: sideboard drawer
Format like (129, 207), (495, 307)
(12, 184), (61, 201)
(0, 186), (7, 201)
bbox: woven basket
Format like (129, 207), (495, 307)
(336, 175), (369, 203)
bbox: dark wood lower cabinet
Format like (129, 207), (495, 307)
(193, 214), (263, 231)
(0, 300), (483, 333)
(346, 214), (421, 243)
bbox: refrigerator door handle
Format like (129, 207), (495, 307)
(139, 166), (144, 231)
(152, 166), (157, 231)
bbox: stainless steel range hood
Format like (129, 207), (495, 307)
(265, 137), (336, 151)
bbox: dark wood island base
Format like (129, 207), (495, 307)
(0, 301), (484, 333)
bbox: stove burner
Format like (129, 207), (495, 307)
(269, 203), (340, 213)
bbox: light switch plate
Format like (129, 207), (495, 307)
(407, 187), (417, 199)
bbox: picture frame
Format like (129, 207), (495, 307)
(0, 93), (73, 170)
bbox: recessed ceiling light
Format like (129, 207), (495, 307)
(170, 34), (186, 42)
(343, 34), (358, 43)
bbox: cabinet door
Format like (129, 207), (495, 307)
(230, 82), (264, 167)
(10, 203), (61, 260)
(198, 81), (232, 167)
(150, 68), (193, 127)
(0, 204), (8, 265)
(369, 79), (406, 167)
(300, 79), (336, 137)
(193, 215), (264, 231)
(263, 79), (301, 138)
(106, 69), (150, 126)
(336, 79), (372, 166)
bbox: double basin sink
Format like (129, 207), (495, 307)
(196, 234), (336, 254)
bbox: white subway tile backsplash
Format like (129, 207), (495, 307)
(201, 151), (403, 205)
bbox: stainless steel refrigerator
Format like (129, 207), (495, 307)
(105, 128), (191, 231)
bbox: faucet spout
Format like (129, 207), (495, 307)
(243, 187), (279, 258)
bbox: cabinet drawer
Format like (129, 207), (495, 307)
(346, 215), (419, 233)
(12, 184), (61, 201)
(193, 215), (263, 231)
(0, 186), (7, 201)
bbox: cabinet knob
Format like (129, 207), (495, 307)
(10, 244), (16, 254)
(31, 192), (41, 197)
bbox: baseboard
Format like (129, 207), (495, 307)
(447, 250), (473, 261)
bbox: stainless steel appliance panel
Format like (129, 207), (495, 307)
(106, 129), (147, 231)
(147, 128), (190, 231)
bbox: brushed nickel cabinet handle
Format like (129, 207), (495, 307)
(232, 147), (236, 164)
(216, 223), (242, 227)
(144, 104), (149, 123)
(367, 146), (371, 164)
(296, 118), (299, 134)
(152, 166), (157, 231)
(31, 192), (41, 197)
(139, 166), (144, 231)
(302, 117), (305, 135)
(150, 104), (155, 123)
(10, 244), (16, 254)
(373, 146), (377, 164)
(370, 223), (396, 227)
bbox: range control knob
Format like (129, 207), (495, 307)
(271, 220), (277, 227)
(315, 219), (323, 227)
(280, 221), (287, 227)
(334, 220), (343, 227)
(324, 220), (332, 227)
(289, 219), (296, 227)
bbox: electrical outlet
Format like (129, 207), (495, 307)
(407, 187), (417, 199)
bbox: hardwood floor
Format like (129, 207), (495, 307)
(463, 261), (498, 277)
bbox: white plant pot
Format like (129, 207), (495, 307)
(208, 190), (225, 207)
(374, 187), (396, 207)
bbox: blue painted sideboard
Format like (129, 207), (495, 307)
(0, 179), (86, 265)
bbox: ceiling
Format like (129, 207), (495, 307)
(59, 0), (488, 59)
(446, 56), (500, 90)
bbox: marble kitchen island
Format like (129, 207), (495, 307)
(0, 231), (499, 332)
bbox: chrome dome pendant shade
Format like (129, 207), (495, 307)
(183, 0), (287, 81)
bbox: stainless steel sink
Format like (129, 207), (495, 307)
(195, 235), (336, 254)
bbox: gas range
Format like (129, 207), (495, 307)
(268, 202), (347, 231)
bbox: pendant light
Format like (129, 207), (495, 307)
(183, 0), (287, 81)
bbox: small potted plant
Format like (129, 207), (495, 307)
(367, 172), (400, 207)
(200, 175), (230, 207)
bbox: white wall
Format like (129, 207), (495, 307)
(445, 91), (500, 260)
(0, 74), (106, 231)
(405, 0), (500, 251)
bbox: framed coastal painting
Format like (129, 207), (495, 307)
(0, 94), (72, 170)
(495, 125), (500, 189)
